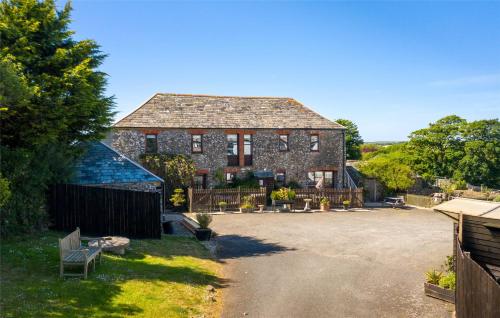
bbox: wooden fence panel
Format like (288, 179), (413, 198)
(456, 238), (500, 318)
(188, 187), (363, 211)
(189, 187), (267, 212)
(293, 188), (364, 209)
(48, 184), (161, 239)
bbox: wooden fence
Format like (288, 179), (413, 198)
(293, 188), (364, 209)
(188, 187), (267, 212)
(48, 184), (161, 239)
(456, 237), (500, 318)
(188, 187), (364, 211)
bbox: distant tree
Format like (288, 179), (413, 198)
(406, 115), (466, 181)
(337, 119), (364, 160)
(455, 119), (499, 188)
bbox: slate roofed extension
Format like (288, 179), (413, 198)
(114, 93), (345, 130)
(72, 142), (163, 185)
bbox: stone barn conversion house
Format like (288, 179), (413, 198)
(107, 93), (347, 189)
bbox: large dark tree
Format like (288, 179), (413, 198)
(0, 0), (114, 147)
(336, 119), (363, 160)
(0, 0), (114, 235)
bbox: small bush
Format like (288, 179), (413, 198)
(343, 200), (350, 206)
(240, 195), (255, 209)
(195, 213), (213, 229)
(270, 188), (296, 201)
(493, 195), (500, 202)
(425, 269), (442, 285)
(438, 272), (456, 290)
(218, 201), (227, 207)
(320, 197), (330, 205)
(169, 188), (186, 207)
(453, 179), (467, 190)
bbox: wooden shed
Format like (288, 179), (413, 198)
(434, 198), (500, 281)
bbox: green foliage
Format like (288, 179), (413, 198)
(407, 116), (499, 188)
(453, 179), (467, 190)
(218, 201), (227, 207)
(438, 272), (456, 290)
(169, 188), (186, 207)
(493, 195), (500, 202)
(0, 174), (11, 208)
(270, 188), (296, 201)
(286, 180), (302, 189)
(0, 0), (114, 236)
(0, 0), (114, 147)
(359, 154), (414, 193)
(444, 255), (455, 272)
(240, 195), (255, 209)
(195, 213), (213, 229)
(425, 269), (443, 285)
(1, 145), (75, 236)
(140, 153), (196, 200)
(213, 168), (225, 186)
(320, 197), (330, 205)
(337, 119), (364, 160)
(343, 200), (350, 207)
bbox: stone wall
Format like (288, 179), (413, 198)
(106, 128), (345, 188)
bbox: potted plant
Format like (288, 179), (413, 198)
(423, 256), (456, 303)
(320, 197), (330, 211)
(195, 213), (213, 241)
(170, 188), (186, 211)
(343, 200), (350, 210)
(271, 188), (296, 211)
(218, 201), (227, 212)
(240, 195), (254, 213)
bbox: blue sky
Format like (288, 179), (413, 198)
(62, 1), (499, 141)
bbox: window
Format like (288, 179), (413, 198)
(276, 172), (286, 186)
(307, 171), (334, 187)
(191, 134), (202, 153)
(310, 134), (319, 152)
(226, 172), (235, 183)
(279, 135), (289, 151)
(227, 134), (239, 166)
(193, 174), (207, 189)
(145, 134), (158, 153)
(244, 134), (252, 166)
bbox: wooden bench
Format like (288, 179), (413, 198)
(59, 228), (103, 279)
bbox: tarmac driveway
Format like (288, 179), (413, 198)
(211, 208), (455, 318)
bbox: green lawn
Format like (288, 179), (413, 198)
(0, 232), (223, 318)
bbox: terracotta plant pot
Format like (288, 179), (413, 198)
(320, 204), (330, 211)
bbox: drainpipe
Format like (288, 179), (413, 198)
(342, 130), (346, 188)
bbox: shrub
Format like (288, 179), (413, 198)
(444, 255), (455, 272)
(218, 201), (227, 207)
(286, 180), (302, 189)
(0, 174), (11, 208)
(453, 179), (467, 190)
(320, 197), (330, 205)
(169, 188), (186, 207)
(240, 195), (255, 209)
(270, 188), (296, 201)
(343, 200), (350, 207)
(425, 269), (442, 285)
(195, 213), (213, 229)
(493, 195), (500, 202)
(438, 272), (456, 290)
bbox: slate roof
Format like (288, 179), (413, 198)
(72, 142), (163, 185)
(114, 93), (345, 130)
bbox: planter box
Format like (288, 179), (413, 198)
(195, 228), (212, 241)
(424, 282), (455, 303)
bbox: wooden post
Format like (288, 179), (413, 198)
(458, 212), (463, 244)
(188, 188), (193, 212)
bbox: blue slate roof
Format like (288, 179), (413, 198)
(72, 142), (163, 185)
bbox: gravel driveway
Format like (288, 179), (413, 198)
(211, 208), (455, 318)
